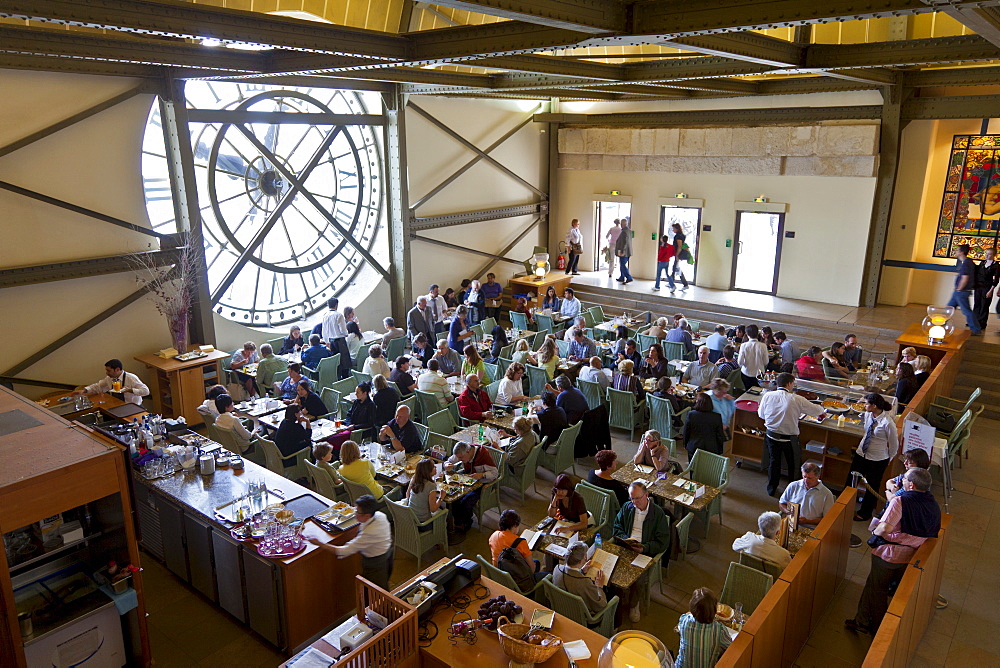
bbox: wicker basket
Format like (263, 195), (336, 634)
(496, 620), (563, 666)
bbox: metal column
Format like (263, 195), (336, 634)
(383, 85), (412, 317)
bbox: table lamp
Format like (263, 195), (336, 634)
(533, 253), (550, 281)
(598, 631), (672, 668)
(920, 305), (955, 344)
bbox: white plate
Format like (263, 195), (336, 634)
(849, 384), (865, 391)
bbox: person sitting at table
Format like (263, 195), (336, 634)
(511, 338), (537, 366)
(673, 313), (693, 333)
(568, 328), (598, 362)
(446, 441), (498, 539)
(612, 481), (671, 623)
(294, 380), (328, 420)
(675, 587), (732, 667)
(512, 297), (534, 326)
(708, 378), (736, 439)
(845, 468), (940, 636)
(894, 362), (919, 411)
(646, 316), (670, 340)
(381, 317), (406, 348)
(255, 343), (288, 393)
(730, 323), (748, 345)
(587, 449), (629, 506)
(560, 287), (583, 318)
(408, 334), (433, 367)
(665, 318), (695, 355)
(390, 355), (417, 396)
(613, 338), (642, 372)
(275, 362), (311, 400)
(489, 509), (544, 578)
(458, 373), (493, 422)
(612, 359), (645, 403)
(371, 375), (401, 427)
(715, 345), (739, 380)
(337, 440), (385, 499)
(780, 462), (835, 526)
(312, 442), (337, 476)
(633, 429), (674, 473)
(554, 541), (608, 618)
(843, 333), (864, 371)
(506, 416), (538, 479)
(580, 356), (610, 389)
(448, 305), (475, 353)
(534, 390), (568, 447)
(197, 384), (228, 420)
(406, 458), (442, 528)
(610, 325), (630, 358)
(462, 344), (486, 381)
(773, 331), (797, 368)
(911, 355), (932, 389)
(896, 346), (917, 374)
(795, 347), (825, 381)
(361, 344), (391, 379)
(230, 341), (260, 398)
(541, 285), (561, 311)
(434, 340), (463, 379)
(732, 511), (791, 571)
(821, 342), (850, 379)
(548, 474), (590, 535)
(215, 394), (258, 452)
(562, 316), (586, 342)
(279, 325), (305, 355)
(682, 346), (719, 389)
(554, 374), (589, 424)
(418, 359), (454, 409)
(307, 493), (394, 590)
(343, 382), (377, 440)
(274, 404), (311, 457)
(705, 325), (728, 362)
(379, 405), (422, 454)
(652, 377), (685, 433)
(760, 325), (777, 348)
(639, 342), (670, 380)
(301, 334), (333, 370)
(536, 338), (560, 380)
(487, 325), (508, 364)
(497, 363), (530, 406)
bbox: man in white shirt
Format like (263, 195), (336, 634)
(560, 288), (582, 319)
(74, 358), (150, 405)
(426, 284), (449, 333)
(605, 219), (622, 277)
(736, 323), (769, 389)
(308, 494), (393, 589)
(579, 357), (610, 389)
(417, 359), (454, 408)
(732, 511), (791, 570)
(321, 297), (351, 380)
(563, 316), (587, 341)
(780, 462), (836, 526)
(757, 373), (827, 497)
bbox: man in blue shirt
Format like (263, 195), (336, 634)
(567, 328), (597, 361)
(554, 375), (589, 424)
(481, 272), (504, 321)
(704, 325), (728, 363)
(774, 331), (797, 366)
(665, 321), (695, 354)
(301, 333), (333, 370)
(948, 244), (982, 335)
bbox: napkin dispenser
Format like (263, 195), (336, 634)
(323, 617), (372, 652)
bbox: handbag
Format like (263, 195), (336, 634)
(570, 242), (583, 254)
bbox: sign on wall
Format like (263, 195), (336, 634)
(935, 134), (1000, 259)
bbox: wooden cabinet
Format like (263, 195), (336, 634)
(134, 350), (229, 425)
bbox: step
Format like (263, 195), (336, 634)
(950, 381), (1000, 420)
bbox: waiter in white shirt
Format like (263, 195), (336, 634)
(308, 494), (394, 589)
(321, 297), (351, 380)
(757, 372), (827, 497)
(426, 284), (449, 334)
(737, 323), (769, 389)
(73, 358), (150, 405)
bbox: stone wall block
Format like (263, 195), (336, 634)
(783, 156), (877, 177)
(654, 127), (680, 155)
(729, 127), (762, 157)
(584, 128), (608, 154)
(816, 124), (879, 156)
(679, 128), (708, 156)
(633, 128), (656, 155)
(785, 125), (817, 156)
(558, 153), (589, 169)
(602, 155), (625, 171)
(558, 128), (585, 154)
(702, 127), (733, 156)
(623, 155), (647, 172)
(605, 128), (632, 155)
(588, 154), (605, 170)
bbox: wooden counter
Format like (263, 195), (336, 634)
(134, 349), (229, 425)
(894, 322), (969, 366)
(509, 273), (573, 309)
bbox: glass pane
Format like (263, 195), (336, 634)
(662, 206), (701, 286)
(594, 201), (631, 272)
(734, 212), (781, 293)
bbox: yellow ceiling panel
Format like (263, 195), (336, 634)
(911, 12), (971, 39)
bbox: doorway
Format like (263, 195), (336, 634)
(659, 205), (702, 286)
(593, 201), (632, 273)
(731, 211), (784, 294)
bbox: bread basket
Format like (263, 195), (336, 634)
(496, 617), (562, 667)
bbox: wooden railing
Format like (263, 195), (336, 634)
(717, 488), (856, 668)
(334, 577), (419, 668)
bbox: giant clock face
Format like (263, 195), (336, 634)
(141, 82), (387, 326)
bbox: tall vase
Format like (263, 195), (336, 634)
(169, 311), (189, 353)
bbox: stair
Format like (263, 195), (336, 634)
(952, 338), (1000, 421)
(570, 284), (904, 358)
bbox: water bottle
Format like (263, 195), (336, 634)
(594, 534), (603, 550)
(478, 424), (484, 443)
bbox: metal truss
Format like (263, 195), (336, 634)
(426, 0), (627, 34)
(411, 235), (525, 266)
(0, 250), (180, 289)
(534, 105), (883, 127)
(902, 94), (1000, 119)
(411, 203), (548, 231)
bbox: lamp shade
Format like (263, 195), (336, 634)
(598, 631), (672, 668)
(920, 305), (955, 342)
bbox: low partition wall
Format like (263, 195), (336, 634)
(717, 488), (856, 668)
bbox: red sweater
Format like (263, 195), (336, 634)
(458, 387), (493, 421)
(657, 243), (676, 263)
(796, 356), (824, 381)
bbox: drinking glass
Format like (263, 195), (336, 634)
(734, 602), (744, 629)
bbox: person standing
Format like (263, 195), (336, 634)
(73, 358), (150, 405)
(565, 218), (583, 275)
(974, 247), (999, 331)
(848, 393), (900, 521)
(736, 324), (768, 389)
(615, 218), (633, 283)
(670, 222), (690, 290)
(321, 297), (352, 379)
(481, 273), (503, 320)
(757, 373), (827, 497)
(426, 284), (449, 334)
(308, 494), (394, 590)
(605, 218), (622, 277)
(652, 234), (676, 292)
(947, 244), (982, 335)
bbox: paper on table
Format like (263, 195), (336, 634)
(673, 478), (688, 487)
(549, 519), (578, 536)
(631, 554), (653, 568)
(634, 464), (654, 475)
(724, 625), (740, 641)
(564, 640), (592, 661)
(287, 646), (334, 668)
(520, 528), (543, 550)
(547, 543), (569, 558)
(695, 485), (705, 498)
(676, 493), (694, 505)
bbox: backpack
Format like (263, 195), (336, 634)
(496, 537), (535, 592)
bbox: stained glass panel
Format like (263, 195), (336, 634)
(934, 134), (1000, 259)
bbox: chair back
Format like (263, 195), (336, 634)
(486, 379), (502, 403)
(637, 333), (658, 355)
(354, 342), (373, 370)
(510, 311), (529, 331)
(254, 436), (285, 474)
(648, 394), (676, 439)
(540, 421), (582, 476)
(687, 319), (701, 332)
(199, 409), (217, 426)
(476, 554), (524, 594)
(427, 408), (457, 436)
(330, 377), (359, 414)
(525, 365), (549, 397)
(708, 349), (723, 363)
(414, 389), (441, 421)
(320, 387), (341, 417)
(662, 341), (687, 362)
(385, 497), (421, 549)
(574, 481), (610, 534)
(341, 477), (373, 505)
(266, 336), (285, 352)
(674, 512), (694, 558)
(532, 331), (548, 350)
(725, 367), (744, 393)
(607, 387), (639, 431)
(351, 370), (373, 386)
(535, 313), (554, 334)
(556, 339), (571, 357)
(214, 426), (247, 454)
(687, 449), (728, 488)
(960, 387), (982, 414)
(509, 439), (545, 497)
(499, 343), (514, 360)
(481, 317), (498, 334)
(541, 578), (591, 627)
(497, 357), (513, 378)
(483, 362), (499, 383)
(305, 460), (342, 500)
(581, 310), (596, 329)
(578, 379), (604, 411)
(470, 323), (485, 343)
(588, 305), (605, 323)
(270, 370), (288, 391)
(397, 394), (416, 415)
(738, 551), (785, 580)
(436, 331), (448, 342)
(720, 562), (773, 615)
(317, 353), (341, 389)
(384, 336), (406, 363)
(413, 421), (430, 449)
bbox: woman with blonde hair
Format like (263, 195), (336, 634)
(511, 338), (536, 366)
(911, 354), (932, 389)
(337, 440), (385, 499)
(536, 338), (560, 379)
(611, 358), (645, 402)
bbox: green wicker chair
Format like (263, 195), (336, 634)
(532, 331), (548, 350)
(578, 378), (605, 411)
(483, 363), (499, 383)
(607, 387), (645, 441)
(304, 460), (346, 502)
(574, 481), (610, 538)
(474, 446), (506, 526)
(510, 311), (529, 331)
(739, 551), (785, 581)
(674, 512), (694, 560)
(556, 339), (571, 357)
(329, 377), (359, 416)
(385, 497), (448, 570)
(687, 320), (701, 332)
(477, 555), (546, 600)
(254, 435), (309, 481)
(497, 357), (513, 378)
(637, 333), (659, 355)
(662, 342), (688, 363)
(427, 408), (458, 436)
(588, 305), (606, 324)
(266, 336), (285, 353)
(538, 421), (582, 477)
(682, 449), (729, 537)
(720, 562), (773, 615)
(316, 354), (341, 390)
(525, 364), (549, 398)
(486, 379), (502, 404)
(581, 310), (597, 329)
(414, 389), (443, 422)
(436, 331), (449, 342)
(320, 386), (343, 418)
(354, 342), (373, 370)
(481, 317), (498, 335)
(535, 313), (555, 334)
(384, 336), (407, 363)
(499, 343), (514, 360)
(648, 393), (679, 439)
(351, 370), (373, 386)
(541, 577), (619, 638)
(500, 438), (546, 505)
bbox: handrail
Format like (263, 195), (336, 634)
(0, 375), (76, 390)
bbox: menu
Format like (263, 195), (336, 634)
(585, 548), (618, 582)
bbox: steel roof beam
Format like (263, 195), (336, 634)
(815, 68), (899, 85)
(937, 4), (1000, 49)
(463, 54), (623, 79)
(755, 76), (879, 95)
(806, 35), (1000, 68)
(407, 22), (592, 65)
(903, 66), (1000, 86)
(424, 0), (628, 34)
(534, 105), (884, 126)
(658, 32), (805, 67)
(902, 94), (1000, 119)
(0, 52), (162, 78)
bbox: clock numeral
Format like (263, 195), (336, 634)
(337, 169), (359, 190)
(143, 177), (173, 201)
(270, 273), (289, 305)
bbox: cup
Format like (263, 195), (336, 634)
(112, 380), (122, 392)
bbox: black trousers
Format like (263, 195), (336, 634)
(855, 554), (908, 631)
(847, 454), (890, 520)
(361, 547), (394, 591)
(764, 433), (800, 496)
(450, 489), (482, 532)
(741, 372), (760, 390)
(973, 286), (994, 330)
(331, 337), (352, 380)
(565, 251), (581, 274)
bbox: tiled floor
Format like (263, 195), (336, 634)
(141, 418), (1000, 667)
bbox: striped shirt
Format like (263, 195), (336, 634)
(675, 613), (732, 668)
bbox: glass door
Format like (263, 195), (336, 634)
(731, 211), (784, 294)
(659, 206), (702, 285)
(593, 201), (631, 273)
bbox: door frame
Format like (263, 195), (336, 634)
(591, 194), (632, 272)
(730, 210), (785, 295)
(659, 203), (704, 286)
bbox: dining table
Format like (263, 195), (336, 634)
(611, 462), (722, 514)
